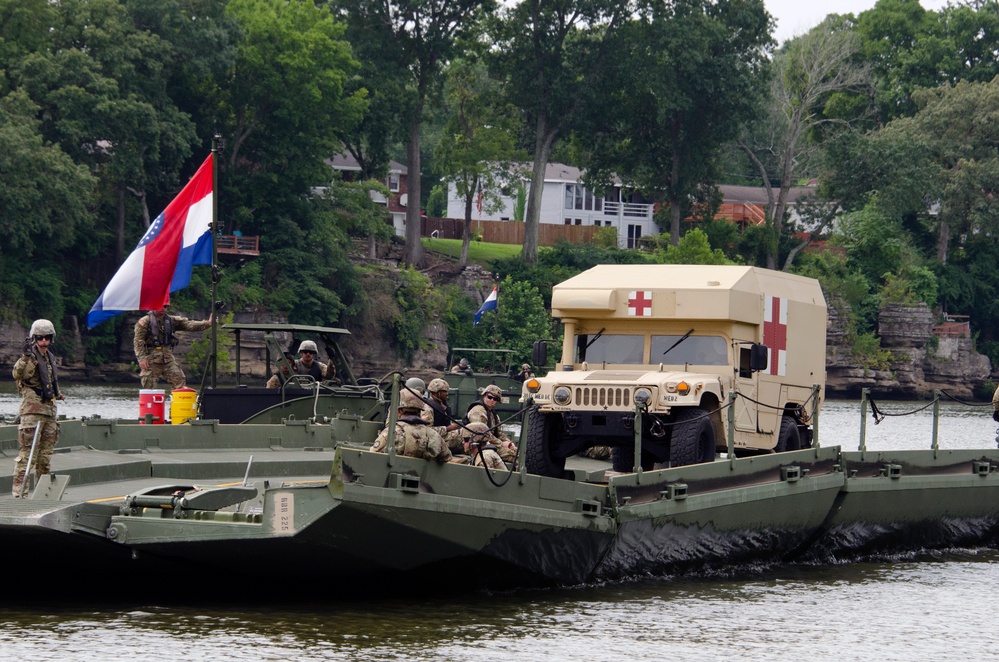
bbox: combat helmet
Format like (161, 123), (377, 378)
(458, 358), (469, 368)
(427, 378), (449, 394)
(298, 340), (318, 354)
(405, 377), (426, 395)
(481, 384), (503, 399)
(29, 319), (56, 339)
(462, 421), (493, 441)
(398, 388), (425, 412)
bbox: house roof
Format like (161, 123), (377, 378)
(719, 184), (814, 205)
(327, 153), (407, 175)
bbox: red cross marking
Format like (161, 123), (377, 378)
(763, 295), (787, 376)
(628, 291), (652, 316)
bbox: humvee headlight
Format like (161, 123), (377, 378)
(675, 381), (691, 396)
(526, 378), (540, 394)
(553, 386), (571, 405)
(634, 388), (652, 406)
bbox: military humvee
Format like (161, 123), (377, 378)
(524, 265), (827, 477)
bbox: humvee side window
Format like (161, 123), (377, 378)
(650, 335), (728, 366)
(575, 334), (645, 364)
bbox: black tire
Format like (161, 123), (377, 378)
(669, 407), (716, 467)
(775, 415), (801, 452)
(524, 406), (566, 478)
(611, 446), (656, 473)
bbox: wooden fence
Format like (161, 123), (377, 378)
(421, 217), (600, 246)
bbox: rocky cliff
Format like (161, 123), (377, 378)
(825, 302), (992, 399)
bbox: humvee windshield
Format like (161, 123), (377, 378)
(651, 335), (728, 366)
(574, 334), (645, 364)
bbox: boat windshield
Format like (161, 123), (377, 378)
(574, 334), (646, 364)
(651, 335), (728, 366)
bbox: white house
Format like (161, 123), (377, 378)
(326, 154), (409, 236)
(445, 163), (658, 248)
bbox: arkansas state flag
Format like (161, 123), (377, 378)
(474, 286), (498, 325)
(87, 155), (214, 328)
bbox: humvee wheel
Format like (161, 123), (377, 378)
(669, 407), (715, 466)
(775, 415), (801, 452)
(611, 446), (656, 473)
(525, 406), (567, 478)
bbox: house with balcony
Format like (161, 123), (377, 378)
(326, 154), (409, 235)
(445, 163), (658, 248)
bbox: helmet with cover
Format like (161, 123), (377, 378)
(298, 340), (318, 354)
(428, 378), (449, 394)
(29, 319), (56, 339)
(462, 421), (494, 443)
(398, 388), (425, 412)
(481, 384), (503, 399)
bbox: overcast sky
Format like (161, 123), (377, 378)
(767, 0), (953, 45)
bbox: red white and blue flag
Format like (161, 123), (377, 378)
(474, 286), (498, 325)
(87, 155), (214, 328)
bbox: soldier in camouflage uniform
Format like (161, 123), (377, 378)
(461, 422), (506, 470)
(12, 319), (65, 497)
(421, 378), (462, 452)
(464, 384), (517, 464)
(134, 307), (212, 389)
(371, 389), (453, 463)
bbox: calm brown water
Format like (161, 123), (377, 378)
(0, 385), (997, 660)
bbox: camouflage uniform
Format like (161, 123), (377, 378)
(465, 385), (517, 464)
(421, 379), (462, 452)
(462, 422), (506, 470)
(12, 347), (61, 497)
(134, 312), (211, 389)
(371, 390), (452, 463)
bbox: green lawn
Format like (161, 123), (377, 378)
(422, 237), (523, 268)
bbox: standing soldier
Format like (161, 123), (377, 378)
(371, 389), (453, 463)
(464, 384), (518, 464)
(133, 307), (212, 389)
(12, 319), (65, 497)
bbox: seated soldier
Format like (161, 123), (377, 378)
(265, 352), (295, 388)
(370, 389), (452, 463)
(461, 422), (506, 470)
(450, 357), (473, 375)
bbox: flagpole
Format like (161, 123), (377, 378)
(210, 134), (222, 389)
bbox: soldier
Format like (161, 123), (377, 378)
(464, 384), (518, 464)
(450, 357), (473, 375)
(134, 307), (212, 389)
(267, 342), (328, 386)
(515, 363), (535, 383)
(371, 389), (453, 463)
(12, 319), (65, 497)
(461, 421), (506, 470)
(421, 378), (462, 452)
(993, 384), (999, 422)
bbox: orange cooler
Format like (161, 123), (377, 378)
(170, 387), (198, 424)
(138, 389), (165, 424)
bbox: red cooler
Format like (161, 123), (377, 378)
(139, 389), (165, 424)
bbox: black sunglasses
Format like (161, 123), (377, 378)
(34, 335), (53, 342)
(300, 350), (316, 355)
(484, 394), (499, 401)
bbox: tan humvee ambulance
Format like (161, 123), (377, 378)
(524, 265), (827, 477)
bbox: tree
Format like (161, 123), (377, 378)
(492, 0), (628, 264)
(579, 0), (772, 249)
(737, 18), (871, 270)
(434, 58), (523, 266)
(335, 0), (494, 269)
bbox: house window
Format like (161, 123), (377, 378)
(564, 184), (602, 212)
(627, 224), (642, 248)
(575, 219), (582, 226)
(564, 218), (572, 225)
(389, 173), (400, 192)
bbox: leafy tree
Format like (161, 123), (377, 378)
(578, 0), (772, 250)
(335, 0), (494, 269)
(461, 277), (554, 364)
(656, 228), (734, 265)
(492, 0), (629, 264)
(434, 58), (523, 266)
(738, 18), (871, 270)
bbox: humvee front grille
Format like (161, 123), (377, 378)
(575, 386), (632, 408)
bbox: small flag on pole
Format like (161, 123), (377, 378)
(474, 286), (498, 325)
(87, 155), (214, 328)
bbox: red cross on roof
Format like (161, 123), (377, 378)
(628, 291), (652, 316)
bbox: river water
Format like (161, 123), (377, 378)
(0, 384), (997, 661)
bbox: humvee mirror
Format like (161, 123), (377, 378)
(750, 343), (769, 372)
(532, 340), (547, 368)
